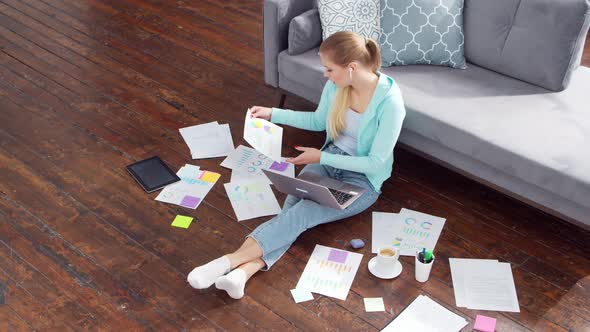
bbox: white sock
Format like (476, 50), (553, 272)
(215, 269), (247, 299)
(187, 256), (231, 289)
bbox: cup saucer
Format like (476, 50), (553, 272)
(368, 257), (403, 279)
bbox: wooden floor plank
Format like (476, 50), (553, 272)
(0, 95), (302, 330)
(0, 199), (182, 331)
(0, 305), (34, 332)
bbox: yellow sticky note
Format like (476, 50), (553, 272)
(171, 215), (194, 229)
(200, 171), (220, 183)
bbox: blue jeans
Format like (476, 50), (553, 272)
(248, 143), (380, 270)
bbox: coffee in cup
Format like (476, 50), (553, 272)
(375, 245), (400, 274)
(379, 248), (395, 257)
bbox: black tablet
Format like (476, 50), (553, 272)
(126, 156), (180, 193)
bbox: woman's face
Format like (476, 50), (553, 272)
(319, 52), (350, 88)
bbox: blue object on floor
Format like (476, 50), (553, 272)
(350, 239), (365, 249)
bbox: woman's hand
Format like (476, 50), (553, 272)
(287, 146), (321, 165)
(250, 106), (273, 121)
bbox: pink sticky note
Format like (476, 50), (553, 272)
(474, 314), (496, 332)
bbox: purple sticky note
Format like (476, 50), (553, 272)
(180, 195), (201, 209)
(474, 315), (496, 332)
(269, 161), (289, 172)
(328, 249), (348, 264)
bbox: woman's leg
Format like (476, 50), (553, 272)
(211, 162), (332, 270)
(250, 185), (380, 271)
(187, 163), (333, 290)
(226, 237), (263, 269)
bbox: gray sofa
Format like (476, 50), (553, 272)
(263, 0), (590, 227)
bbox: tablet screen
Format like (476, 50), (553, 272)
(126, 156), (180, 192)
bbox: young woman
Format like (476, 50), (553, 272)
(187, 31), (406, 299)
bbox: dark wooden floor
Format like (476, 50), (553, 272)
(0, 1), (589, 330)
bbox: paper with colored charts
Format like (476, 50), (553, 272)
(221, 145), (294, 180)
(372, 209), (446, 256)
(243, 109), (283, 161)
(223, 181), (281, 221)
(230, 156), (295, 185)
(296, 245), (363, 301)
(155, 165), (220, 209)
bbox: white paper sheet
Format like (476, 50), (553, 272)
(179, 122), (234, 159)
(296, 245), (362, 301)
(464, 262), (520, 312)
(371, 209), (446, 256)
(224, 181), (281, 221)
(449, 258), (499, 307)
(221, 145), (294, 179)
(364, 298), (385, 312)
(449, 258), (520, 312)
(371, 212), (401, 253)
(243, 109), (283, 161)
(290, 288), (314, 303)
(230, 157), (295, 185)
(381, 295), (467, 332)
(155, 166), (220, 209)
(221, 145), (273, 172)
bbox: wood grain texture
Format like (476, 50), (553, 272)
(0, 1), (589, 330)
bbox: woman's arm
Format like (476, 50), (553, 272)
(270, 81), (335, 132)
(319, 95), (406, 174)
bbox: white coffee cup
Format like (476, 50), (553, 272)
(375, 245), (400, 274)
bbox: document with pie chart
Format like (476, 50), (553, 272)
(243, 109), (283, 161)
(224, 181), (281, 221)
(372, 209), (446, 256)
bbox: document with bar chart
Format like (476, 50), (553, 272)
(296, 245), (363, 300)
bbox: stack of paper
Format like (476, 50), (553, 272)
(223, 181), (281, 221)
(155, 164), (220, 209)
(449, 258), (520, 312)
(179, 121), (234, 159)
(296, 245), (363, 301)
(372, 208), (446, 256)
(381, 295), (467, 332)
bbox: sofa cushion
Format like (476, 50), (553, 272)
(317, 0), (381, 40)
(380, 0), (467, 69)
(464, 0), (590, 92)
(385, 64), (590, 210)
(288, 9), (323, 55)
(277, 48), (590, 211)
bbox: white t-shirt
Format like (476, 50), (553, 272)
(333, 108), (363, 156)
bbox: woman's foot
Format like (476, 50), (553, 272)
(215, 269), (247, 299)
(187, 256), (230, 289)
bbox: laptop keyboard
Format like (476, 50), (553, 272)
(329, 188), (354, 205)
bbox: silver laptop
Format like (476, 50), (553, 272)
(262, 169), (367, 210)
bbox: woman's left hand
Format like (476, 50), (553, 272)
(286, 146), (321, 165)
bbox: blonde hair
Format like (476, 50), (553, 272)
(319, 31), (381, 140)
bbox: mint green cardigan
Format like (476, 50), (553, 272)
(271, 73), (406, 192)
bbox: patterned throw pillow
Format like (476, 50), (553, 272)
(318, 0), (381, 41)
(380, 0), (466, 68)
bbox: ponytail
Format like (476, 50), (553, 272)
(365, 38), (381, 74)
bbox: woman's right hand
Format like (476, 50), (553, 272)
(250, 106), (273, 121)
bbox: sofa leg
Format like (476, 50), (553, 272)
(278, 93), (287, 109)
